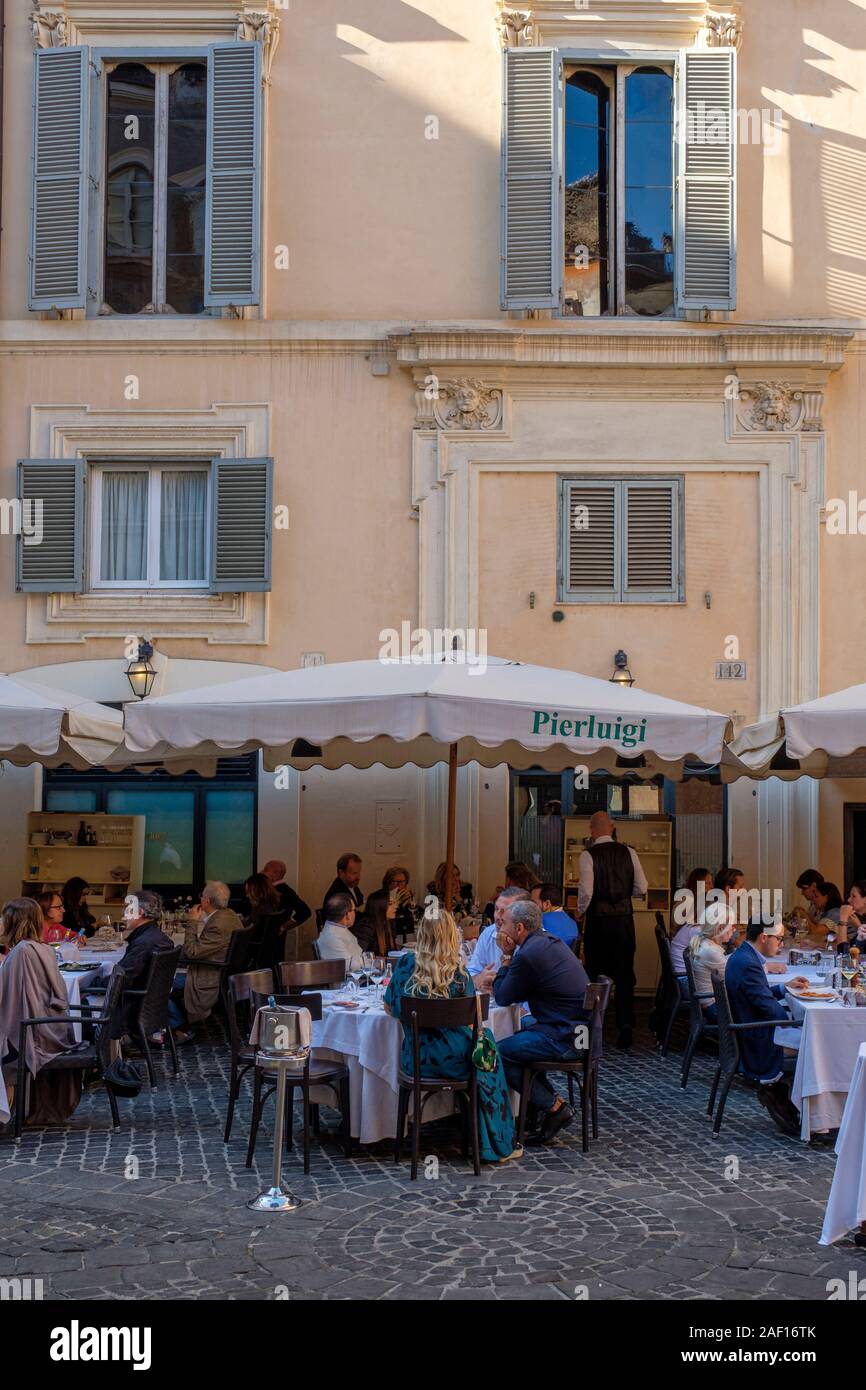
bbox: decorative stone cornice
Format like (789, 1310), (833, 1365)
(420, 378), (504, 432)
(392, 326), (852, 375)
(699, 10), (742, 50)
(31, 1), (282, 46)
(495, 2), (716, 52)
(735, 381), (824, 433)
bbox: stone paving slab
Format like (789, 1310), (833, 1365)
(1, 1007), (865, 1300)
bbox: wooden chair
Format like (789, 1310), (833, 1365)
(515, 976), (613, 1153)
(13, 969), (128, 1136)
(122, 946), (182, 1089)
(218, 929), (255, 1017)
(394, 995), (480, 1180)
(278, 958), (346, 992)
(244, 993), (351, 1173)
(223, 968), (277, 1141)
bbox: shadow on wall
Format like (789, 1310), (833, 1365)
(754, 1), (866, 316)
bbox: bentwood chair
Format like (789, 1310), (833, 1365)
(655, 920), (689, 1056)
(395, 996), (481, 1180)
(680, 953), (718, 1090)
(13, 969), (129, 1137)
(218, 929), (256, 1019)
(707, 974), (799, 1137)
(122, 947), (182, 1089)
(224, 968), (277, 1142)
(515, 976), (612, 1153)
(244, 993), (351, 1173)
(278, 959), (346, 993)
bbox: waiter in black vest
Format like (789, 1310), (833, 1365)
(576, 811), (647, 1049)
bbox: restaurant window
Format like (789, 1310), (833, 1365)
(89, 464), (210, 589)
(559, 476), (684, 604)
(42, 756), (257, 898)
(104, 61), (207, 315)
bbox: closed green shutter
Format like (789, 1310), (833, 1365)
(210, 458), (273, 591)
(676, 49), (736, 310)
(501, 48), (559, 310)
(16, 459), (84, 591)
(205, 42), (262, 307)
(29, 47), (89, 311)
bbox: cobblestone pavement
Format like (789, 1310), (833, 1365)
(1, 1008), (864, 1301)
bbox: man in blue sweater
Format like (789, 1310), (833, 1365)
(493, 899), (590, 1146)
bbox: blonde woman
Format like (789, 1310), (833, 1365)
(383, 906), (520, 1163)
(688, 900), (736, 1023)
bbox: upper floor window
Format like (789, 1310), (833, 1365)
(91, 463), (210, 588)
(104, 61), (207, 315)
(564, 65), (673, 318)
(29, 43), (262, 317)
(502, 47), (735, 318)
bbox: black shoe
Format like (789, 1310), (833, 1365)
(616, 1027), (633, 1049)
(809, 1131), (835, 1149)
(757, 1085), (800, 1137)
(525, 1103), (575, 1147)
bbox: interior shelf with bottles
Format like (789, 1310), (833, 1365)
(22, 812), (146, 922)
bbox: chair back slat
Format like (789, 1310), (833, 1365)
(711, 973), (740, 1072)
(400, 994), (479, 1083)
(136, 947), (182, 1035)
(279, 958), (345, 990)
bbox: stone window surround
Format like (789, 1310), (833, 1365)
(32, 2), (282, 57)
(24, 401), (271, 645)
(496, 3), (742, 52)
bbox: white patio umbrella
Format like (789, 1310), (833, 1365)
(0, 673), (123, 767)
(721, 681), (866, 780)
(124, 657), (731, 902)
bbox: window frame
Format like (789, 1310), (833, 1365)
(557, 474), (685, 605)
(88, 457), (213, 591)
(560, 51), (676, 320)
(87, 47), (216, 320)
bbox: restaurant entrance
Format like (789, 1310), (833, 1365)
(42, 754), (258, 903)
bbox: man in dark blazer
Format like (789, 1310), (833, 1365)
(322, 852), (364, 915)
(112, 890), (173, 1040)
(725, 920), (808, 1136)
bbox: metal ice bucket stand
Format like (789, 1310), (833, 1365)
(248, 1005), (311, 1213)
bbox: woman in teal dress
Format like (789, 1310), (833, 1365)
(384, 907), (520, 1164)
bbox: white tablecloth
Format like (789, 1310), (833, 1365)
(308, 994), (522, 1144)
(60, 966), (105, 1041)
(820, 1042), (866, 1244)
(775, 978), (866, 1139)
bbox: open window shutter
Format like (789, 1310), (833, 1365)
(623, 483), (678, 599)
(210, 458), (272, 591)
(563, 481), (618, 600)
(16, 459), (84, 591)
(501, 47), (559, 310)
(29, 47), (89, 311)
(205, 42), (262, 307)
(676, 49), (736, 310)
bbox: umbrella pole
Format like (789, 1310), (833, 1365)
(444, 742), (458, 912)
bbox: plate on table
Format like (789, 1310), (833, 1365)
(58, 963), (96, 973)
(787, 985), (837, 1000)
(327, 999), (361, 1010)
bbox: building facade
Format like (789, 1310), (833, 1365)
(1, 0), (865, 925)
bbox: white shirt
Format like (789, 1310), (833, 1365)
(467, 924), (501, 976)
(317, 920), (364, 972)
(577, 836), (648, 916)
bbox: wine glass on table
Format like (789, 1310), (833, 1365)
(839, 952), (857, 1003)
(370, 956), (388, 1003)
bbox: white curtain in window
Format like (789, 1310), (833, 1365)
(160, 470), (207, 581)
(101, 470), (148, 581)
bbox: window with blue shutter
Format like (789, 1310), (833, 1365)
(559, 476), (683, 603)
(210, 458), (273, 592)
(29, 47), (89, 311)
(16, 459), (84, 592)
(676, 49), (737, 311)
(205, 42), (263, 308)
(501, 47), (559, 311)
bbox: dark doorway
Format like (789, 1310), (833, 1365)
(843, 803), (866, 889)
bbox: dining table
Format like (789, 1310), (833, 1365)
(770, 959), (866, 1140)
(820, 1041), (866, 1245)
(58, 945), (125, 1039)
(307, 987), (523, 1144)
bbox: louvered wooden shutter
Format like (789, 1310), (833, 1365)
(210, 458), (273, 591)
(16, 459), (84, 591)
(562, 482), (617, 599)
(29, 47), (89, 311)
(624, 483), (678, 598)
(501, 48), (559, 310)
(205, 42), (262, 307)
(676, 49), (736, 310)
